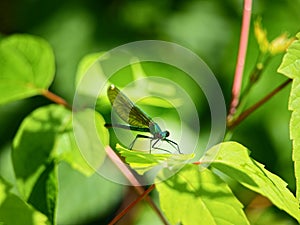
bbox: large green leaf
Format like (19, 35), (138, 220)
(278, 32), (300, 202)
(155, 164), (249, 225)
(12, 105), (70, 223)
(27, 160), (57, 225)
(0, 34), (55, 104)
(12, 104), (109, 223)
(12, 105), (69, 199)
(0, 176), (49, 225)
(12, 104), (105, 195)
(12, 105), (108, 223)
(56, 129), (95, 177)
(277, 33), (300, 79)
(72, 108), (109, 171)
(116, 144), (194, 175)
(75, 52), (105, 87)
(201, 141), (300, 223)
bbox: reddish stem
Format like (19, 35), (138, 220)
(228, 0), (252, 117)
(105, 146), (169, 225)
(228, 79), (292, 129)
(41, 89), (72, 109)
(108, 184), (156, 225)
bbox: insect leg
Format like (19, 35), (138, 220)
(151, 139), (160, 154)
(150, 139), (153, 153)
(165, 139), (182, 154)
(152, 139), (172, 154)
(129, 134), (152, 150)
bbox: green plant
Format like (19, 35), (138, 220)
(0, 2), (300, 225)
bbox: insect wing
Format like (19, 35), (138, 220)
(107, 85), (152, 128)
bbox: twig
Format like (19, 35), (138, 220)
(227, 78), (292, 129)
(41, 89), (72, 109)
(105, 146), (169, 225)
(228, 0), (252, 118)
(108, 184), (156, 225)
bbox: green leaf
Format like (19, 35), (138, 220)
(12, 105), (70, 222)
(0, 34), (55, 105)
(278, 32), (300, 202)
(0, 176), (49, 225)
(12, 105), (68, 199)
(72, 108), (108, 171)
(12, 105), (104, 197)
(0, 176), (11, 205)
(201, 141), (300, 223)
(57, 129), (95, 176)
(277, 33), (300, 79)
(53, 108), (106, 177)
(289, 78), (300, 201)
(116, 144), (194, 175)
(27, 160), (57, 225)
(12, 104), (108, 223)
(75, 52), (105, 87)
(155, 164), (249, 225)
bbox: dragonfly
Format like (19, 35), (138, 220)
(104, 84), (181, 154)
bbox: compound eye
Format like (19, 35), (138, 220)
(165, 131), (170, 137)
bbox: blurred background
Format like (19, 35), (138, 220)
(1, 0), (300, 224)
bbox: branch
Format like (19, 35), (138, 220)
(41, 89), (72, 109)
(105, 146), (169, 225)
(227, 78), (292, 129)
(228, 0), (252, 118)
(108, 184), (156, 225)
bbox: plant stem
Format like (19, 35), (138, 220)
(231, 55), (271, 120)
(228, 0), (252, 118)
(227, 78), (292, 129)
(105, 146), (169, 225)
(240, 55), (271, 101)
(41, 89), (72, 109)
(108, 184), (156, 225)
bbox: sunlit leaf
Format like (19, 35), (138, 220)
(278, 32), (300, 202)
(12, 105), (109, 222)
(116, 144), (194, 175)
(27, 160), (57, 224)
(58, 132), (95, 176)
(156, 164), (250, 225)
(201, 141), (300, 223)
(75, 52), (105, 87)
(0, 34), (55, 104)
(12, 105), (69, 199)
(277, 33), (300, 79)
(12, 105), (71, 223)
(72, 109), (109, 171)
(0, 176), (49, 225)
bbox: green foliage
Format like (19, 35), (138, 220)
(12, 105), (68, 223)
(0, 176), (49, 225)
(75, 52), (105, 87)
(0, 34), (109, 224)
(116, 144), (194, 175)
(201, 141), (300, 223)
(12, 105), (67, 200)
(0, 34), (55, 104)
(278, 32), (300, 202)
(0, 16), (300, 225)
(156, 164), (250, 225)
(119, 141), (299, 224)
(72, 108), (108, 171)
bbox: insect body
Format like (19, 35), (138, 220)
(105, 84), (181, 154)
